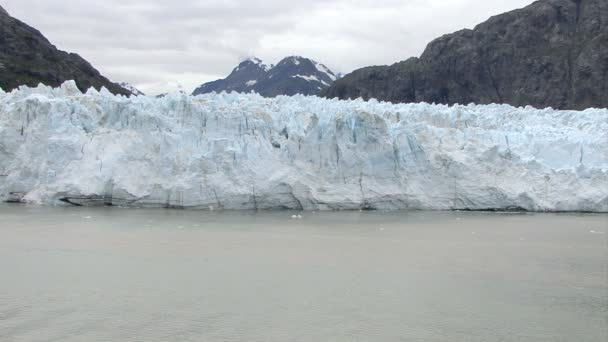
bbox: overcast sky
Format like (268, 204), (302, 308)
(3, 0), (532, 95)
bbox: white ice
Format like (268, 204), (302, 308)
(0, 81), (606, 211)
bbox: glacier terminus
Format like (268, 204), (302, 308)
(0, 81), (606, 212)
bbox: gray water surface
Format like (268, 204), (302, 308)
(0, 205), (606, 342)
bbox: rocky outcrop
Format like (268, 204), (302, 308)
(325, 0), (608, 110)
(193, 56), (338, 97)
(0, 6), (130, 96)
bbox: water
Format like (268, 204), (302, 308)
(0, 205), (606, 342)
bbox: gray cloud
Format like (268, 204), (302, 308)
(3, 0), (533, 95)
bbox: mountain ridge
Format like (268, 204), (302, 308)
(193, 56), (338, 97)
(324, 0), (608, 110)
(0, 6), (131, 96)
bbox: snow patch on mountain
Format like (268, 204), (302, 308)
(314, 61), (337, 81)
(292, 74), (329, 86)
(1, 82), (606, 211)
(246, 57), (272, 71)
(119, 82), (145, 96)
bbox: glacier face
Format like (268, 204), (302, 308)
(0, 81), (607, 211)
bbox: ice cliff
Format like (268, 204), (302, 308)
(0, 81), (606, 211)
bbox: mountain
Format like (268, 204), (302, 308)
(119, 83), (145, 96)
(192, 56), (338, 97)
(193, 58), (272, 95)
(0, 5), (130, 96)
(325, 0), (608, 110)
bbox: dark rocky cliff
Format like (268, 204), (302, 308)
(325, 0), (607, 110)
(0, 6), (130, 95)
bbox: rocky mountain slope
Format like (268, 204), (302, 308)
(1, 82), (606, 212)
(325, 0), (608, 110)
(0, 5), (130, 96)
(193, 56), (338, 97)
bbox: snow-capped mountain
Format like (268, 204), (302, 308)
(119, 82), (145, 96)
(1, 81), (607, 212)
(192, 56), (338, 97)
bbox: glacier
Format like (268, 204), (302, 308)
(0, 81), (607, 212)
